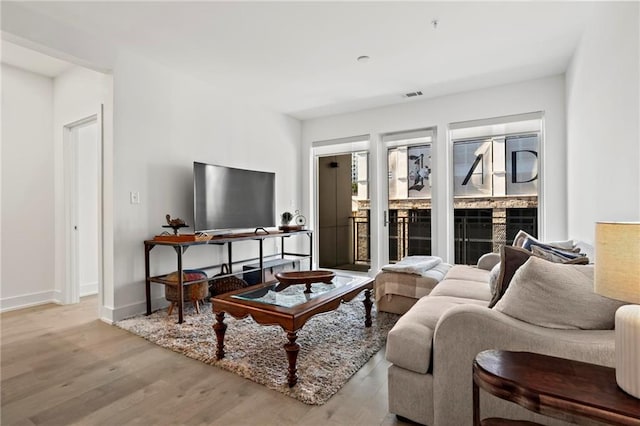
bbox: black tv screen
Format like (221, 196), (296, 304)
(193, 162), (275, 232)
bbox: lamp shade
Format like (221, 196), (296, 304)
(594, 222), (640, 304)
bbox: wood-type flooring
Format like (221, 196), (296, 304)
(1, 296), (416, 426)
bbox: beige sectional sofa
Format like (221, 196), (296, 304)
(385, 255), (616, 426)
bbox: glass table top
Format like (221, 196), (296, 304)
(231, 274), (368, 308)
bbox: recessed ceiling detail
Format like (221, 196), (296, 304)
(357, 55), (370, 63)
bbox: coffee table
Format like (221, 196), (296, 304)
(210, 274), (374, 387)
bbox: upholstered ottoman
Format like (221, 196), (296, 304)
(375, 260), (452, 315)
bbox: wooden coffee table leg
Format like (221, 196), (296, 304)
(284, 331), (300, 387)
(363, 289), (373, 327)
(213, 312), (227, 360)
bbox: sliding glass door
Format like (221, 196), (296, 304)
(314, 139), (370, 273)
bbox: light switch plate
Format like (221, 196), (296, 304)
(130, 191), (140, 204)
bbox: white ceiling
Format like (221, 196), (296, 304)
(2, 1), (595, 120)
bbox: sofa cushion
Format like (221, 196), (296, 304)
(488, 246), (533, 308)
(488, 245), (589, 308)
(386, 295), (487, 374)
(512, 229), (574, 250)
(488, 263), (501, 295)
(443, 265), (490, 283)
(429, 279), (491, 302)
(494, 256), (627, 330)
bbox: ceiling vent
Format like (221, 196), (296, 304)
(404, 91), (423, 98)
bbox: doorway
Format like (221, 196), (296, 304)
(65, 116), (101, 305)
(317, 152), (370, 272)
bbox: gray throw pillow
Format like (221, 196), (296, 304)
(493, 256), (627, 330)
(530, 245), (589, 263)
(488, 262), (501, 298)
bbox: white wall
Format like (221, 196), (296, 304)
(302, 75), (567, 267)
(0, 63), (109, 312)
(111, 51), (302, 321)
(566, 2), (640, 244)
(1, 64), (56, 310)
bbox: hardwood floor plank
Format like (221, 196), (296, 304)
(1, 297), (417, 426)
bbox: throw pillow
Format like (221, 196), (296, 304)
(488, 245), (590, 308)
(493, 257), (627, 330)
(530, 245), (589, 264)
(523, 239), (586, 260)
(488, 262), (501, 296)
(573, 241), (596, 263)
(488, 246), (532, 308)
(512, 229), (575, 251)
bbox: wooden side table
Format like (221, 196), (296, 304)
(473, 350), (640, 426)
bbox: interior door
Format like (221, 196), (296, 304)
(66, 117), (100, 304)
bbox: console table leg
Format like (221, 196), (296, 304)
(473, 379), (480, 426)
(284, 331), (300, 387)
(213, 312), (227, 360)
(363, 289), (373, 327)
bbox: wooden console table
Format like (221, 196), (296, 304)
(144, 229), (313, 323)
(473, 349), (640, 426)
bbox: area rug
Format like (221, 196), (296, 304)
(115, 297), (398, 405)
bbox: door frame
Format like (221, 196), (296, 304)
(311, 136), (370, 272)
(63, 113), (102, 305)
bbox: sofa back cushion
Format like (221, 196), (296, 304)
(488, 245), (589, 308)
(493, 256), (626, 330)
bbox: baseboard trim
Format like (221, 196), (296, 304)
(110, 297), (169, 323)
(80, 281), (98, 297)
(0, 290), (62, 313)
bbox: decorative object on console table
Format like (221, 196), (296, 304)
(293, 209), (306, 227)
(153, 233), (211, 242)
(279, 209), (306, 232)
(595, 221), (640, 399)
(280, 211), (293, 226)
(209, 264), (250, 297)
(279, 211), (299, 231)
(164, 270), (209, 315)
(242, 258), (300, 285)
(163, 214), (188, 235)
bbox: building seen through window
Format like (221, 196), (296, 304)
(453, 134), (539, 264)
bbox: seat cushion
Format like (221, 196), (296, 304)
(443, 265), (490, 283)
(429, 279), (491, 302)
(386, 295), (487, 373)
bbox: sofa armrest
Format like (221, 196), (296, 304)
(432, 304), (615, 426)
(476, 252), (500, 270)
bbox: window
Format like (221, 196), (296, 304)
(450, 113), (542, 264)
(385, 129), (435, 262)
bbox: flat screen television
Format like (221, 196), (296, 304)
(193, 162), (275, 232)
